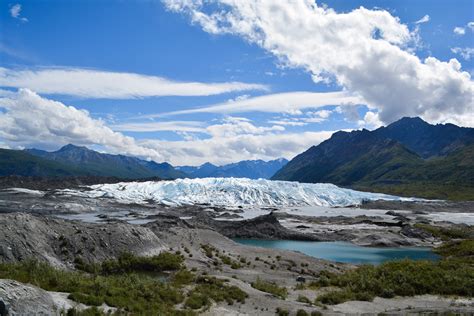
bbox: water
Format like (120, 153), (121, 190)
(233, 239), (439, 265)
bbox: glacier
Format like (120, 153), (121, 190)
(72, 177), (415, 208)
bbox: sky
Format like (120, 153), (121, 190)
(0, 0), (473, 166)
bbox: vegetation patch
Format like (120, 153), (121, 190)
(414, 224), (474, 241)
(313, 244), (474, 305)
(184, 276), (248, 310)
(251, 277), (288, 299)
(0, 252), (247, 315)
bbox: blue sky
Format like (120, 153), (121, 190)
(0, 0), (473, 165)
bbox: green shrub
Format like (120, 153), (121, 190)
(275, 307), (289, 316)
(0, 258), (187, 314)
(251, 278), (287, 299)
(296, 310), (309, 316)
(185, 276), (247, 309)
(314, 256), (474, 305)
(297, 295), (312, 304)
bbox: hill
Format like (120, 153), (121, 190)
(272, 117), (474, 200)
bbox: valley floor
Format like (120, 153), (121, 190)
(0, 184), (473, 315)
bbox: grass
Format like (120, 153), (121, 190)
(0, 252), (247, 315)
(313, 240), (474, 305)
(251, 277), (288, 299)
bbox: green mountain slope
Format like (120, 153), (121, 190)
(25, 144), (187, 179)
(272, 118), (474, 200)
(0, 149), (86, 177)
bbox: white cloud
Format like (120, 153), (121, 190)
(206, 116), (284, 137)
(9, 4), (28, 22)
(454, 22), (474, 35)
(454, 27), (466, 35)
(0, 89), (163, 159)
(140, 130), (334, 165)
(150, 91), (362, 117)
(164, 0), (474, 127)
(111, 121), (206, 133)
(358, 111), (383, 129)
(415, 15), (430, 24)
(0, 67), (267, 99)
(0, 89), (338, 165)
(451, 47), (474, 61)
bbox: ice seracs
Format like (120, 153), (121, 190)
(76, 177), (414, 207)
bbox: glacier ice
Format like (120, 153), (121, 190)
(75, 177), (414, 207)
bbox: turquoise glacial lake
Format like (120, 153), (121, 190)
(233, 239), (439, 265)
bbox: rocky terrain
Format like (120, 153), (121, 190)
(0, 184), (473, 315)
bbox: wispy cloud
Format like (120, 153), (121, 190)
(0, 67), (268, 99)
(9, 4), (28, 22)
(451, 47), (474, 61)
(147, 91), (363, 117)
(111, 121), (206, 133)
(415, 15), (430, 24)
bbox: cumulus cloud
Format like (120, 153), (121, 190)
(454, 27), (466, 35)
(415, 15), (430, 24)
(0, 89), (338, 165)
(451, 47), (474, 61)
(358, 111), (383, 129)
(163, 0), (474, 127)
(150, 91), (362, 117)
(0, 67), (267, 99)
(141, 130), (334, 165)
(9, 4), (28, 22)
(0, 89), (163, 159)
(454, 22), (474, 35)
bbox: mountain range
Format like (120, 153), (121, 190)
(0, 144), (185, 179)
(176, 158), (288, 179)
(0, 144), (287, 180)
(273, 117), (474, 200)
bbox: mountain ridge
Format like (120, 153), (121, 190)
(272, 117), (474, 200)
(177, 158), (288, 179)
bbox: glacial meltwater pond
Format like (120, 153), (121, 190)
(233, 239), (439, 265)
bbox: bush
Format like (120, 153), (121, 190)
(296, 310), (309, 316)
(185, 276), (247, 309)
(0, 258), (186, 314)
(297, 295), (312, 304)
(251, 278), (287, 299)
(275, 307), (289, 316)
(314, 256), (474, 305)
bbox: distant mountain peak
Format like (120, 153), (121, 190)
(179, 158), (288, 179)
(57, 144), (90, 152)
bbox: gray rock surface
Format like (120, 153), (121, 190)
(0, 279), (58, 315)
